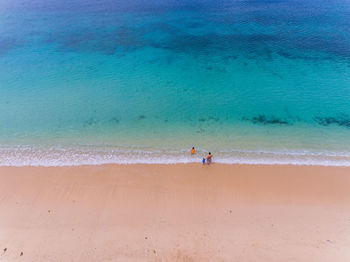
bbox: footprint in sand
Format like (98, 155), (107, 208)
(3, 248), (7, 253)
(20, 252), (23, 256)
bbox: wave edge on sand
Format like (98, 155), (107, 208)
(1, 146), (350, 166)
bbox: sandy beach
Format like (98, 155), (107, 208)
(0, 164), (349, 261)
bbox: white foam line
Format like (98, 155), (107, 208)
(1, 146), (350, 167)
(1, 157), (350, 167)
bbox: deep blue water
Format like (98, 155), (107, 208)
(1, 0), (350, 165)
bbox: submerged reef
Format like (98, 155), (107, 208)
(245, 115), (290, 125)
(198, 116), (220, 122)
(45, 25), (150, 55)
(110, 117), (120, 124)
(0, 38), (22, 56)
(84, 117), (98, 127)
(314, 116), (350, 128)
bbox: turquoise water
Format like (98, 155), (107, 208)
(1, 0), (350, 165)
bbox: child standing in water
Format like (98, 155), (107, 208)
(202, 158), (206, 165)
(191, 147), (195, 155)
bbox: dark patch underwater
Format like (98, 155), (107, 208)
(314, 116), (350, 128)
(245, 115), (291, 125)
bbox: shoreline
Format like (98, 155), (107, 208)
(3, 162), (350, 167)
(2, 145), (350, 167)
(4, 162), (350, 168)
(2, 157), (350, 167)
(1, 164), (350, 261)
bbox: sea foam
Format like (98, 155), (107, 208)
(1, 146), (350, 167)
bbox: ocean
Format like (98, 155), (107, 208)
(1, 0), (350, 166)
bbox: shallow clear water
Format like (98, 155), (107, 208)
(1, 0), (350, 165)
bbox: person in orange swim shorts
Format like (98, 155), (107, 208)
(191, 147), (195, 155)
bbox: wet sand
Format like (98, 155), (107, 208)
(0, 164), (349, 261)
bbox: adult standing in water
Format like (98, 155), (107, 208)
(206, 152), (212, 164)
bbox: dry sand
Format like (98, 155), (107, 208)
(0, 164), (349, 261)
